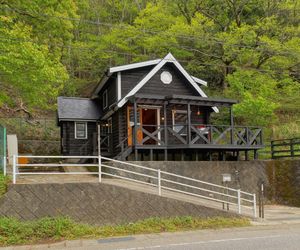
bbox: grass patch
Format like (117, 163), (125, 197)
(0, 216), (250, 246)
(0, 174), (10, 198)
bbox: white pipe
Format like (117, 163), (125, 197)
(237, 189), (241, 214)
(12, 155), (16, 184)
(158, 169), (161, 196)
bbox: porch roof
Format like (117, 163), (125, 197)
(127, 94), (238, 107)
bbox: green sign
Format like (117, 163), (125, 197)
(0, 125), (6, 174)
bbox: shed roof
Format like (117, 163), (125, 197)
(57, 97), (101, 121)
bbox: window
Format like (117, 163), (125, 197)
(160, 71), (172, 84)
(103, 90), (108, 109)
(172, 110), (187, 135)
(75, 122), (87, 139)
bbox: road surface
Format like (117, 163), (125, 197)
(4, 223), (300, 250)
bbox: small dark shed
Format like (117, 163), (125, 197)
(57, 97), (101, 155)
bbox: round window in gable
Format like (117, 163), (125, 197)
(160, 71), (172, 84)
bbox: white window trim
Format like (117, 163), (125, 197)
(117, 72), (121, 101)
(74, 122), (88, 139)
(103, 89), (108, 109)
(117, 52), (218, 113)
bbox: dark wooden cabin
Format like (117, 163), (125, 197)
(57, 53), (264, 161)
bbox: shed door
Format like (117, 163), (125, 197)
(127, 106), (143, 146)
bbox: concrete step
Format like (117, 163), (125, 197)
(18, 166), (64, 173)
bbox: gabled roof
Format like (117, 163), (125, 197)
(109, 59), (161, 73)
(57, 97), (101, 121)
(93, 54), (208, 97)
(116, 53), (218, 112)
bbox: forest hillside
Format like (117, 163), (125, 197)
(0, 0), (299, 141)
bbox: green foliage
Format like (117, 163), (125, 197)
(0, 6), (70, 110)
(233, 93), (278, 126)
(0, 174), (10, 198)
(226, 70), (279, 126)
(0, 216), (250, 246)
(0, 0), (299, 139)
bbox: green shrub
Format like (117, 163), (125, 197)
(0, 174), (10, 198)
(0, 216), (250, 246)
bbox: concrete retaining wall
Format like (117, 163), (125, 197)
(0, 183), (236, 225)
(105, 160), (300, 206)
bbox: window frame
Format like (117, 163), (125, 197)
(74, 121), (88, 139)
(103, 89), (108, 109)
(172, 110), (188, 135)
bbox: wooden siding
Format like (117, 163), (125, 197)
(98, 76), (117, 113)
(60, 121), (97, 156)
(137, 63), (199, 96)
(111, 112), (120, 155)
(121, 66), (154, 98)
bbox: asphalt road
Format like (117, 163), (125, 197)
(97, 224), (300, 250)
(4, 223), (300, 250)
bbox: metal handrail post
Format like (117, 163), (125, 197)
(13, 155), (16, 184)
(158, 169), (161, 196)
(237, 189), (241, 214)
(98, 155), (102, 183)
(253, 193), (257, 218)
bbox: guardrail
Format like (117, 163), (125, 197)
(12, 155), (257, 218)
(271, 138), (300, 159)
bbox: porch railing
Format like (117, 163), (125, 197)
(136, 124), (263, 147)
(12, 154), (257, 218)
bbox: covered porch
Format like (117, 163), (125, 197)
(125, 94), (263, 161)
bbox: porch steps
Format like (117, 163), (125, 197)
(115, 146), (133, 160)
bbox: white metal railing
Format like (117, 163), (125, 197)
(12, 155), (257, 218)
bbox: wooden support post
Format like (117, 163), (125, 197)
(135, 149), (138, 161)
(164, 149), (168, 161)
(222, 151), (226, 161)
(195, 150), (199, 161)
(236, 151), (240, 161)
(133, 99), (137, 147)
(163, 101), (168, 146)
(271, 141), (275, 159)
(254, 149), (258, 160)
(230, 106), (234, 145)
(150, 149), (153, 161)
(181, 150), (184, 161)
(187, 103), (191, 145)
(246, 127), (249, 145)
(245, 150), (249, 161)
(209, 151), (212, 161)
(291, 139), (295, 157)
(97, 123), (101, 157)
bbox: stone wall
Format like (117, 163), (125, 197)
(0, 183), (236, 225)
